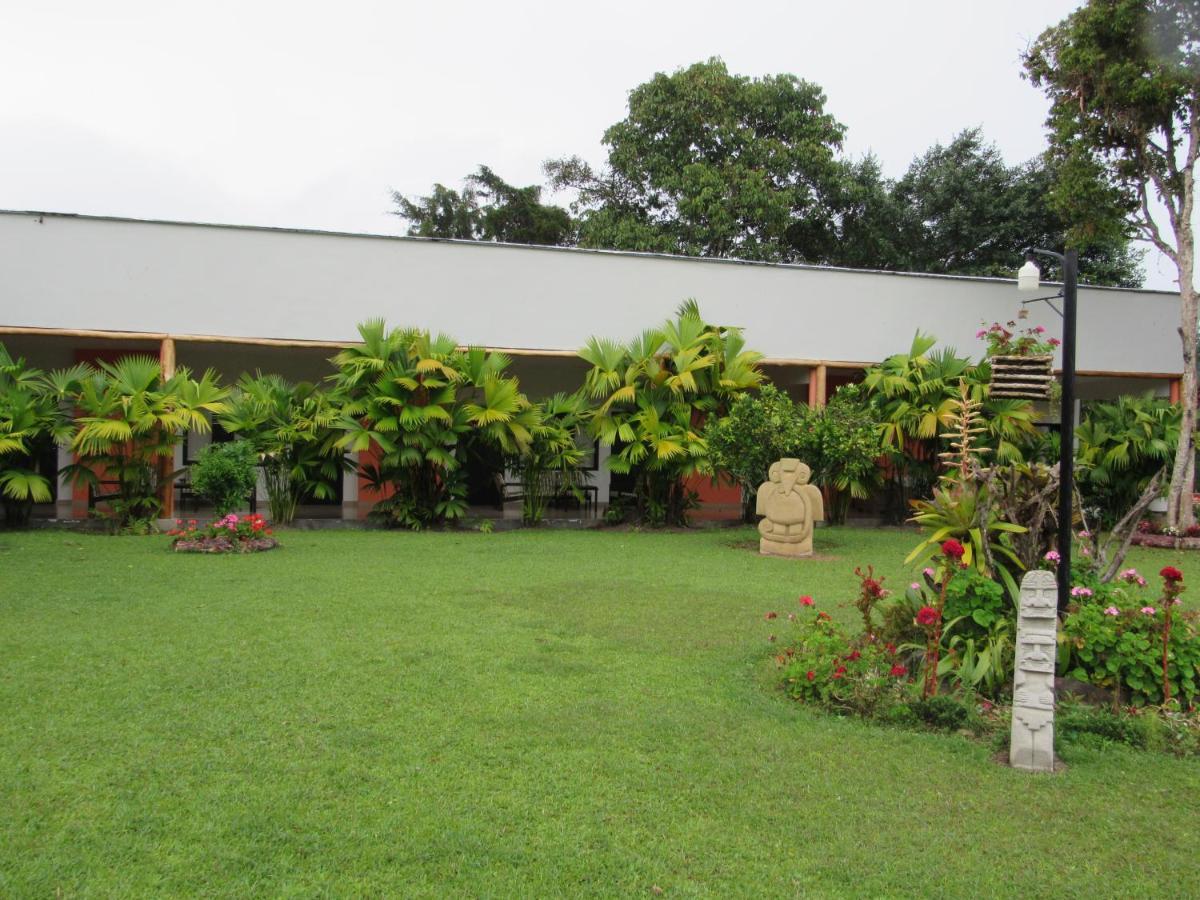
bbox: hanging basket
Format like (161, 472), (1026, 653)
(989, 354), (1054, 400)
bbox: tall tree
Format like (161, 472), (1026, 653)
(392, 166), (573, 246)
(888, 129), (1143, 285)
(1024, 0), (1200, 528)
(546, 58), (850, 263)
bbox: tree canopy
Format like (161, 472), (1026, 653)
(1024, 0), (1199, 527)
(392, 166), (573, 246)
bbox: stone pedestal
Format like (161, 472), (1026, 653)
(1010, 569), (1058, 773)
(755, 459), (823, 558)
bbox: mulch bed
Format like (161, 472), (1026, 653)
(172, 536), (280, 554)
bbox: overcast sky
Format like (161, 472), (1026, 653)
(0, 0), (1186, 290)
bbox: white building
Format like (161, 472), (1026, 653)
(0, 210), (1183, 521)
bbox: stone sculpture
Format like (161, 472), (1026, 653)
(1010, 569), (1058, 772)
(755, 458), (824, 558)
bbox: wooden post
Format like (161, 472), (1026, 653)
(807, 367), (818, 407)
(813, 364), (828, 409)
(1171, 378), (1182, 404)
(158, 338), (177, 519)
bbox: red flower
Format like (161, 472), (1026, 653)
(940, 539), (965, 560)
(816, 611), (831, 621)
(806, 670), (816, 681)
(889, 664), (908, 677)
(799, 595), (814, 607)
(1160, 566), (1184, 583)
(764, 611), (778, 620)
(832, 665), (847, 680)
(885, 643), (896, 654)
(916, 606), (940, 626)
(847, 650), (862, 662)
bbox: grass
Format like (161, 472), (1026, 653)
(1, 525), (1197, 897)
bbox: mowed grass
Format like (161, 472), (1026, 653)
(1, 526), (1197, 898)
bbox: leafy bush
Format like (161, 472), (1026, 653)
(580, 300), (764, 526)
(190, 440), (260, 516)
(907, 694), (970, 730)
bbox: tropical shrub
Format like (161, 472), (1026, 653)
(330, 320), (537, 529)
(862, 331), (1038, 520)
(809, 385), (882, 524)
(219, 373), (346, 524)
(505, 392), (589, 525)
(703, 384), (806, 521)
(0, 344), (87, 526)
(62, 356), (229, 530)
(580, 300), (764, 526)
(167, 512), (277, 553)
(1060, 566), (1199, 708)
(1075, 394), (1179, 529)
(189, 440), (259, 516)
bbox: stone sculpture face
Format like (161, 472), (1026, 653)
(755, 458), (823, 558)
(1010, 569), (1059, 773)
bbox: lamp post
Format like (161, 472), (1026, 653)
(1018, 248), (1078, 613)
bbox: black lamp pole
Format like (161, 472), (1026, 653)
(1025, 247), (1078, 613)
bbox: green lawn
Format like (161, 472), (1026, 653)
(1, 526), (1197, 897)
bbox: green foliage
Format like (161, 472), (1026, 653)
(61, 356), (229, 529)
(906, 694), (971, 731)
(861, 332), (1039, 521)
(0, 344), (88, 525)
(546, 58), (850, 263)
(1062, 593), (1200, 707)
(189, 440), (259, 516)
(394, 165), (574, 246)
(887, 129), (1142, 285)
(942, 568), (1007, 633)
(1076, 394), (1179, 528)
(219, 373), (346, 524)
(506, 392), (589, 526)
(774, 605), (910, 718)
(702, 385), (807, 521)
(810, 385), (882, 524)
(331, 320), (537, 529)
(580, 300), (763, 526)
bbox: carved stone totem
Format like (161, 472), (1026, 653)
(1010, 569), (1058, 772)
(755, 459), (824, 558)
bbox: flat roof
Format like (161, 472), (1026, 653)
(0, 208), (1173, 296)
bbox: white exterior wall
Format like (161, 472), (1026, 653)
(0, 211), (1183, 375)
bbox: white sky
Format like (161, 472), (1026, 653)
(0, 0), (1186, 290)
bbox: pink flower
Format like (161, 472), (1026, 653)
(1044, 550), (1061, 564)
(1170, 598), (1183, 606)
(1034, 325), (1046, 334)
(1103, 606), (1120, 616)
(1119, 568), (1141, 582)
(1140, 606), (1157, 616)
(976, 329), (988, 339)
(1049, 338), (1061, 347)
(1137, 577), (1147, 587)
(1070, 586), (1093, 598)
(923, 567), (935, 578)
(910, 582), (921, 591)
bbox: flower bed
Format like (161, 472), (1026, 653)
(168, 513), (279, 553)
(1132, 520), (1200, 549)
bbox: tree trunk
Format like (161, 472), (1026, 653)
(1166, 235), (1198, 531)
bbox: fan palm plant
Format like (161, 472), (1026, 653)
(580, 300), (764, 526)
(62, 356), (229, 529)
(330, 320), (536, 529)
(218, 373), (348, 524)
(506, 392), (590, 525)
(0, 344), (88, 525)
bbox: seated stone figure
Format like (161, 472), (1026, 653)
(755, 458), (824, 558)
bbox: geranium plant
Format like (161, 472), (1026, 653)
(168, 512), (278, 554)
(977, 320), (1060, 357)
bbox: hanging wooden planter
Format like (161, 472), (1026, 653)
(989, 355), (1055, 400)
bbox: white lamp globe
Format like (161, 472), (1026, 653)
(1017, 259), (1041, 292)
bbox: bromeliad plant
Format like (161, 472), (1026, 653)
(330, 320), (537, 529)
(219, 373), (347, 524)
(63, 356), (229, 530)
(580, 300), (764, 526)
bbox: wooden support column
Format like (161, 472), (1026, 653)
(158, 338), (177, 519)
(807, 367), (818, 407)
(1170, 378), (1182, 404)
(813, 364), (828, 409)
